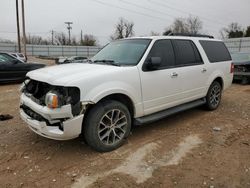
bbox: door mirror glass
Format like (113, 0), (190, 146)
(12, 59), (20, 64)
(146, 57), (161, 70)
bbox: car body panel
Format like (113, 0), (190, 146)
(0, 52), (45, 83)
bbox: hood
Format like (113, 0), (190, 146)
(27, 63), (123, 86)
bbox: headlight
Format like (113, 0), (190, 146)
(45, 91), (61, 109)
(20, 79), (30, 92)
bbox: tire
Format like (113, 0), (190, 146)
(205, 81), (222, 111)
(241, 77), (249, 85)
(83, 100), (131, 152)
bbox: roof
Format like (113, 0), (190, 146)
(127, 35), (221, 42)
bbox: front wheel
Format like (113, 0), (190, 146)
(205, 81), (222, 110)
(83, 100), (131, 152)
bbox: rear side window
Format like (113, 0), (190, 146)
(199, 40), (231, 63)
(147, 39), (175, 68)
(173, 40), (203, 66)
(174, 40), (202, 66)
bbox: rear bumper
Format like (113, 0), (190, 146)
(234, 72), (250, 77)
(20, 93), (83, 140)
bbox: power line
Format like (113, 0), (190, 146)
(118, 0), (220, 33)
(119, 0), (175, 20)
(91, 0), (172, 22)
(149, 0), (227, 27)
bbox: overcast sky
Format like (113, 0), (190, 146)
(0, 0), (249, 45)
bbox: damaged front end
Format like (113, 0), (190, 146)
(20, 79), (88, 140)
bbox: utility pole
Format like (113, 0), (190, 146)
(21, 0), (27, 57)
(15, 0), (21, 53)
(65, 22), (73, 45)
(51, 30), (54, 45)
(81, 30), (83, 45)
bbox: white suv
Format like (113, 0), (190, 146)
(20, 35), (233, 152)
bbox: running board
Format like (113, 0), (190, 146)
(134, 98), (206, 125)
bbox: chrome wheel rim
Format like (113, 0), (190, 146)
(209, 85), (221, 107)
(98, 109), (127, 145)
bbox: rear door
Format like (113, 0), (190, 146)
(171, 39), (209, 100)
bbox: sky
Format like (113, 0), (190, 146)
(0, 0), (249, 45)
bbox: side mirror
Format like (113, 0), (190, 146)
(145, 57), (161, 70)
(12, 59), (20, 64)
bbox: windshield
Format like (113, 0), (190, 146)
(91, 39), (151, 66)
(0, 53), (17, 63)
(231, 52), (250, 63)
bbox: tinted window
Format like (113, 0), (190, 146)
(0, 53), (16, 63)
(173, 40), (202, 66)
(200, 40), (231, 63)
(92, 39), (151, 66)
(147, 39), (175, 68)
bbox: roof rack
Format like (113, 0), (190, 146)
(168, 33), (214, 39)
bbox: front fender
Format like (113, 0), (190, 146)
(81, 81), (143, 117)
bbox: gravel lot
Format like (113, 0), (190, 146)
(0, 60), (249, 188)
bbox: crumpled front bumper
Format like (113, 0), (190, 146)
(20, 93), (84, 140)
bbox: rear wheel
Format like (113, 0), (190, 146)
(83, 100), (131, 152)
(205, 81), (222, 110)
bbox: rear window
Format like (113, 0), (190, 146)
(200, 40), (231, 63)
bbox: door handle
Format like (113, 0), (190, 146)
(202, 68), (207, 73)
(171, 72), (178, 78)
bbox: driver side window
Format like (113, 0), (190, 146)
(147, 40), (175, 69)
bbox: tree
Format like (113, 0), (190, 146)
(245, 26), (250, 37)
(150, 31), (160, 36)
(0, 38), (14, 43)
(54, 32), (67, 45)
(162, 29), (172, 36)
(111, 18), (134, 40)
(221, 22), (244, 38)
(81, 34), (97, 46)
(171, 18), (188, 33)
(186, 16), (202, 34)
(25, 35), (49, 45)
(163, 16), (203, 35)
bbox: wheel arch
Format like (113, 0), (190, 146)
(98, 93), (135, 117)
(212, 77), (224, 90)
(84, 93), (136, 120)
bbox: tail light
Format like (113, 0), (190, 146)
(230, 63), (234, 73)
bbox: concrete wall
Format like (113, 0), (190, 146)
(0, 43), (102, 57)
(1, 37), (250, 57)
(224, 37), (250, 53)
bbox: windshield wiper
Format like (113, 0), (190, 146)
(80, 59), (93, 63)
(93, 59), (120, 66)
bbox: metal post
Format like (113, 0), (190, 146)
(65, 22), (73, 45)
(16, 0), (21, 53)
(51, 30), (54, 45)
(239, 39), (242, 52)
(21, 0), (27, 57)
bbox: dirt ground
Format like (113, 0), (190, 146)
(0, 70), (249, 187)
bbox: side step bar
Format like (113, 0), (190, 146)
(134, 98), (206, 125)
